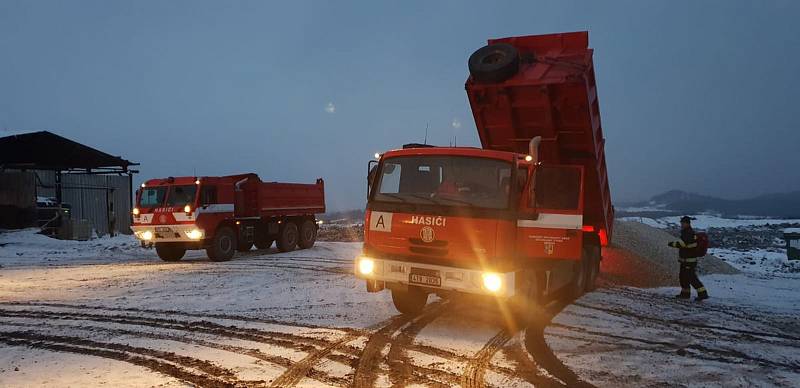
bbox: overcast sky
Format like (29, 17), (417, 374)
(1, 1), (798, 210)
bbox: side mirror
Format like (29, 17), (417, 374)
(367, 160), (378, 197)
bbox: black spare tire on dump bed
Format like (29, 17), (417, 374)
(468, 43), (520, 83)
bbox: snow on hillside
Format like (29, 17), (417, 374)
(618, 214), (800, 229)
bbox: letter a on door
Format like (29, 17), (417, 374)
(370, 212), (392, 232)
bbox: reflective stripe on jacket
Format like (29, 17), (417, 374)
(668, 228), (700, 259)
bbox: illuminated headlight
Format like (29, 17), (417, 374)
(185, 229), (204, 240)
(132, 207), (140, 216)
(358, 257), (375, 275)
(141, 230), (153, 241)
(482, 272), (503, 293)
(184, 205), (192, 213)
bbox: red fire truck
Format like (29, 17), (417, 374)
(131, 174), (325, 261)
(355, 31), (613, 315)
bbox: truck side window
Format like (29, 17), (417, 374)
(532, 166), (581, 210)
(201, 186), (217, 205)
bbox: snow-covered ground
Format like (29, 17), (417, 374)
(549, 216), (800, 387)
(1, 225), (798, 387)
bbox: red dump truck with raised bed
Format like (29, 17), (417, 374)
(131, 174), (325, 261)
(355, 31), (613, 316)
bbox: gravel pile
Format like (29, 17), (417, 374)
(603, 220), (739, 288)
(317, 224), (363, 242)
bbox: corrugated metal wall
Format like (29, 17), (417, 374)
(0, 172), (36, 207)
(32, 171), (132, 236)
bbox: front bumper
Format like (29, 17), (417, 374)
(131, 224), (205, 243)
(354, 257), (516, 298)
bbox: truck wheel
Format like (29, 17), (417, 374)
(155, 243), (185, 262)
(207, 227), (236, 262)
(585, 245), (601, 292)
(276, 222), (299, 252)
(391, 287), (428, 315)
(298, 220), (317, 249)
(468, 43), (520, 83)
(569, 254), (589, 300)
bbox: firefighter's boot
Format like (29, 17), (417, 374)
(675, 289), (691, 299)
(695, 288), (709, 302)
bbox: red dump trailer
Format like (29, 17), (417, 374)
(131, 174), (325, 261)
(356, 31), (613, 316)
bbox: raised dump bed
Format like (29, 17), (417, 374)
(465, 31), (613, 240)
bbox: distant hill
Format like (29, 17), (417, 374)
(617, 190), (800, 218)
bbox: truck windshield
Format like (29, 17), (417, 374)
(374, 156), (512, 209)
(139, 187), (167, 207)
(165, 185), (197, 207)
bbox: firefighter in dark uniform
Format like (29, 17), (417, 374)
(668, 216), (709, 301)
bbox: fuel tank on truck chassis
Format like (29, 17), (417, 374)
(465, 31), (614, 243)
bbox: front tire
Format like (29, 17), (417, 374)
(298, 220), (317, 249)
(207, 227), (236, 262)
(155, 243), (185, 262)
(569, 254), (589, 300)
(391, 287), (428, 315)
(276, 222), (299, 252)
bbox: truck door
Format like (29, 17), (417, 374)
(516, 164), (585, 260)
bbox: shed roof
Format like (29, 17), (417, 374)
(0, 131), (137, 172)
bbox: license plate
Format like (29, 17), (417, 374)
(409, 269), (441, 287)
(155, 227), (172, 233)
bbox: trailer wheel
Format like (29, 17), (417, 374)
(298, 220), (317, 249)
(155, 243), (185, 262)
(468, 43), (520, 83)
(391, 287), (428, 315)
(207, 227), (236, 262)
(276, 222), (299, 252)
(569, 252), (589, 300)
(585, 245), (601, 292)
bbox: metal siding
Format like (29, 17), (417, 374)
(0, 172), (36, 207)
(7, 170), (131, 236)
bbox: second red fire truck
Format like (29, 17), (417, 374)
(131, 174), (325, 261)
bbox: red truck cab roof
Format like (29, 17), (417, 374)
(381, 146), (522, 163)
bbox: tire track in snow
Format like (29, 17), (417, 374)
(523, 298), (596, 388)
(460, 329), (512, 388)
(386, 303), (456, 387)
(268, 332), (359, 388)
(0, 319), (353, 387)
(352, 301), (448, 388)
(0, 330), (259, 387)
(0, 308), (335, 354)
(0, 301), (361, 333)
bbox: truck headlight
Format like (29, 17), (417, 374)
(482, 272), (503, 293)
(141, 230), (153, 241)
(185, 229), (204, 240)
(358, 257), (375, 275)
(184, 205), (192, 213)
(132, 207), (140, 216)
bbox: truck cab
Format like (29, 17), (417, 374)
(356, 145), (597, 315)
